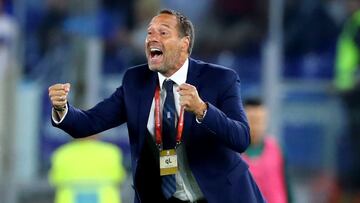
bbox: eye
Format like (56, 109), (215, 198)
(161, 31), (168, 36)
(147, 31), (152, 35)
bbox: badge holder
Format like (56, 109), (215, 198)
(159, 148), (178, 176)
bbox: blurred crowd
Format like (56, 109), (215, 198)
(18, 0), (341, 77)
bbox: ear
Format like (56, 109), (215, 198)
(181, 36), (190, 53)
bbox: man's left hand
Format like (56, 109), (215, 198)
(177, 83), (207, 119)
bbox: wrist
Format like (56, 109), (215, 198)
(196, 102), (208, 120)
(53, 105), (66, 112)
(52, 104), (68, 123)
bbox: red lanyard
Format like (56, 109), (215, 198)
(154, 85), (184, 149)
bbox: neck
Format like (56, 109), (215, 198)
(163, 54), (188, 78)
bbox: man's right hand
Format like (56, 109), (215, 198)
(48, 83), (71, 114)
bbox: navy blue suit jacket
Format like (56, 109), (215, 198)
(53, 58), (265, 203)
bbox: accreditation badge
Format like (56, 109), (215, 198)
(159, 149), (178, 176)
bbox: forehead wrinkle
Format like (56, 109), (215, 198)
(147, 22), (173, 30)
(160, 24), (171, 29)
(148, 14), (177, 27)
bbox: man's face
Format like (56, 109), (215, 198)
(145, 14), (189, 76)
(245, 105), (267, 145)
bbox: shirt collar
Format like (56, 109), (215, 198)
(158, 58), (189, 89)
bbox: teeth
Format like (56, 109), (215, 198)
(150, 48), (161, 52)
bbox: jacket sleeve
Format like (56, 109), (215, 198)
(51, 85), (127, 138)
(200, 71), (250, 153)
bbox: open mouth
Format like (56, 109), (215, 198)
(150, 48), (163, 59)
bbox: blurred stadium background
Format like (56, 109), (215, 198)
(0, 0), (353, 202)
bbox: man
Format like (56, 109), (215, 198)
(49, 9), (265, 203)
(242, 98), (290, 203)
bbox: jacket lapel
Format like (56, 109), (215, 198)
(138, 71), (158, 151)
(183, 58), (201, 142)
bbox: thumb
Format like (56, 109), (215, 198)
(64, 83), (71, 92)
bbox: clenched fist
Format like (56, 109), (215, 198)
(177, 83), (207, 120)
(48, 83), (71, 112)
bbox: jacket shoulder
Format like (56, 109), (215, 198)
(122, 63), (152, 83)
(191, 58), (238, 77)
(124, 63), (149, 77)
(190, 58), (239, 86)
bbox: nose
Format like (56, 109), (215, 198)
(146, 33), (159, 43)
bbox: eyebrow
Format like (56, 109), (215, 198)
(147, 23), (172, 30)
